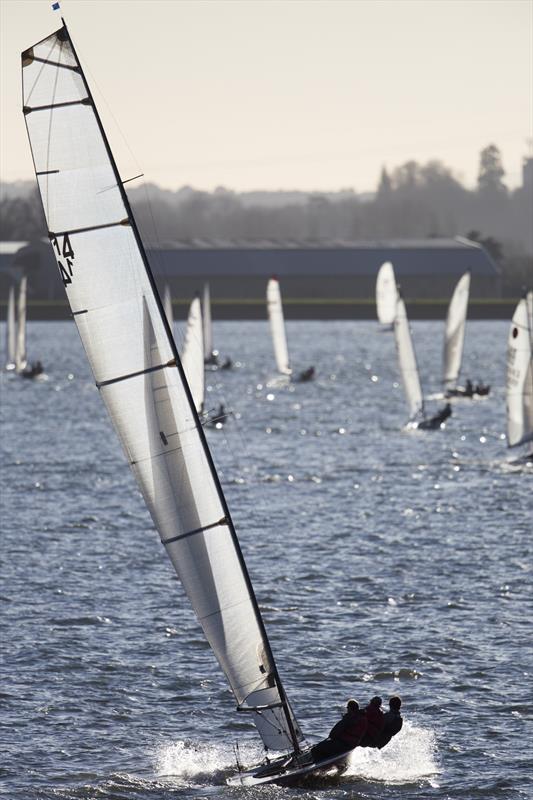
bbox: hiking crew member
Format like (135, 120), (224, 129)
(377, 696), (403, 749)
(360, 696), (385, 747)
(311, 699), (368, 763)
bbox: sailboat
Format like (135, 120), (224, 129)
(22, 19), (343, 786)
(201, 283), (219, 366)
(506, 291), (533, 463)
(394, 292), (451, 430)
(14, 275), (28, 374)
(266, 277), (314, 382)
(443, 272), (490, 398)
(5, 285), (16, 370)
(163, 284), (174, 329)
(180, 294), (205, 415)
(375, 261), (397, 329)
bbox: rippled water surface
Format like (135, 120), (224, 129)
(1, 320), (532, 800)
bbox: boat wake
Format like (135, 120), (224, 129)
(155, 721), (439, 787)
(343, 721), (440, 784)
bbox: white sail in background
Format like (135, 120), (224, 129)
(5, 285), (16, 369)
(202, 283), (214, 361)
(181, 296), (204, 414)
(506, 291), (533, 448)
(267, 277), (291, 375)
(443, 272), (470, 390)
(15, 276), (27, 373)
(23, 23), (302, 754)
(163, 284), (173, 329)
(394, 294), (424, 420)
(376, 261), (397, 326)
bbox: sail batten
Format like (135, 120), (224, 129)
(443, 272), (470, 389)
(23, 22), (302, 754)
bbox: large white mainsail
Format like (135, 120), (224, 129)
(15, 276), (27, 373)
(443, 272), (470, 391)
(375, 261), (397, 326)
(163, 284), (173, 329)
(22, 22), (303, 754)
(5, 285), (16, 370)
(181, 296), (204, 414)
(202, 282), (214, 362)
(394, 293), (424, 421)
(266, 277), (291, 375)
(506, 291), (533, 448)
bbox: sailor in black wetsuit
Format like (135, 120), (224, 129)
(311, 699), (368, 763)
(419, 402), (452, 430)
(296, 366), (315, 382)
(377, 696), (403, 748)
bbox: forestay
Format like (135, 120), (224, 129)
(181, 296), (204, 414)
(506, 292), (533, 448)
(376, 261), (397, 326)
(22, 23), (303, 754)
(394, 295), (424, 420)
(443, 272), (470, 390)
(267, 278), (291, 375)
(202, 283), (214, 360)
(15, 276), (27, 373)
(5, 286), (16, 369)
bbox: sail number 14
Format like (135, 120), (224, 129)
(51, 234), (75, 287)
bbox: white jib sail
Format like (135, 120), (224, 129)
(266, 278), (291, 375)
(443, 272), (470, 390)
(163, 284), (173, 329)
(394, 295), (424, 420)
(6, 285), (16, 369)
(181, 296), (205, 414)
(376, 261), (397, 326)
(202, 283), (214, 360)
(506, 291), (533, 448)
(15, 276), (27, 373)
(23, 24), (302, 754)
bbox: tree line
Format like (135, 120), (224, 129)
(1, 145), (531, 294)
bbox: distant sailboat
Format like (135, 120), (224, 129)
(22, 19), (344, 786)
(375, 261), (397, 329)
(394, 292), (451, 430)
(266, 277), (314, 381)
(5, 285), (16, 370)
(202, 283), (219, 366)
(163, 284), (174, 329)
(14, 276), (27, 374)
(181, 295), (204, 415)
(443, 272), (490, 398)
(506, 291), (533, 460)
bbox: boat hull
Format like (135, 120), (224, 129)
(226, 747), (352, 787)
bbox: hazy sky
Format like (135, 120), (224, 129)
(1, 0), (531, 193)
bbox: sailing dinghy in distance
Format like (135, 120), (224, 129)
(22, 19), (347, 786)
(443, 272), (490, 399)
(266, 277), (314, 382)
(506, 291), (533, 463)
(5, 285), (16, 370)
(180, 295), (204, 415)
(394, 292), (451, 430)
(375, 261), (397, 329)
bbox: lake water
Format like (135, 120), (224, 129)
(1, 319), (531, 800)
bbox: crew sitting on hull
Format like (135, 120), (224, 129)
(22, 360), (44, 379)
(360, 695), (403, 748)
(295, 366), (315, 382)
(311, 699), (367, 763)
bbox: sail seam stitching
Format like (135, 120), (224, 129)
(161, 517), (228, 546)
(96, 359), (176, 388)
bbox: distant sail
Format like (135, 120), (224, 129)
(202, 283), (214, 361)
(394, 294), (424, 420)
(23, 22), (302, 754)
(443, 272), (470, 391)
(163, 284), (173, 328)
(267, 277), (291, 375)
(506, 291), (533, 448)
(376, 261), (397, 326)
(181, 296), (204, 414)
(15, 276), (27, 373)
(5, 285), (16, 369)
